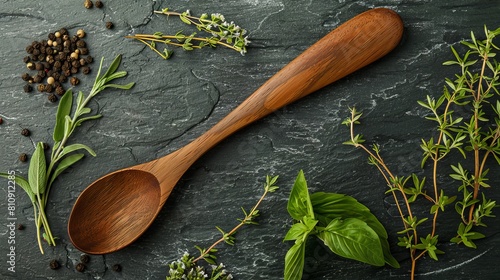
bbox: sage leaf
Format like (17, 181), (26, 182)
(53, 89), (73, 142)
(0, 173), (35, 203)
(284, 241), (306, 280)
(49, 153), (85, 186)
(28, 142), (47, 195)
(287, 170), (314, 221)
(61, 143), (96, 157)
(318, 218), (385, 267)
(102, 54), (122, 78)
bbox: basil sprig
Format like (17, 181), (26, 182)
(284, 170), (399, 280)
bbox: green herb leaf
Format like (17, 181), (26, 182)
(75, 114), (102, 127)
(61, 143), (96, 157)
(287, 170), (314, 220)
(48, 153), (85, 186)
(28, 142), (47, 195)
(102, 82), (136, 90)
(102, 54), (122, 79)
(53, 89), (73, 142)
(0, 173), (35, 202)
(318, 218), (385, 266)
(284, 241), (306, 280)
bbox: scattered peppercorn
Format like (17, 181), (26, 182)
(0, 117), (3, 125)
(77, 29), (86, 38)
(19, 153), (28, 162)
(75, 263), (86, 272)
(70, 77), (80, 86)
(17, 224), (25, 230)
(56, 86), (65, 96)
(48, 93), (58, 103)
(112, 264), (122, 272)
(23, 84), (33, 93)
(21, 73), (31, 81)
(37, 84), (46, 92)
(49, 259), (60, 270)
(105, 21), (114, 29)
(95, 0), (103, 8)
(80, 254), (90, 264)
(84, 0), (93, 9)
(82, 66), (90, 75)
(21, 128), (30, 137)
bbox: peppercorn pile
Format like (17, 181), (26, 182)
(22, 28), (93, 103)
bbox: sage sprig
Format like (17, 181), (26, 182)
(284, 170), (399, 280)
(343, 26), (500, 279)
(126, 8), (250, 59)
(166, 175), (278, 280)
(1, 54), (134, 254)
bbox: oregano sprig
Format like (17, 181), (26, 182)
(1, 54), (134, 254)
(126, 8), (250, 59)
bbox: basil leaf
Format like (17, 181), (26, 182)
(318, 218), (385, 267)
(48, 153), (85, 186)
(381, 238), (400, 268)
(53, 89), (73, 142)
(311, 192), (388, 239)
(287, 170), (314, 220)
(284, 217), (317, 243)
(0, 173), (35, 202)
(61, 143), (96, 157)
(284, 240), (306, 280)
(28, 142), (47, 195)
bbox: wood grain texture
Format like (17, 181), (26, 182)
(67, 8), (404, 255)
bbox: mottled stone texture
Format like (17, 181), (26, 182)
(1, 0), (500, 279)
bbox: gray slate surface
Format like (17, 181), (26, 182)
(1, 0), (500, 279)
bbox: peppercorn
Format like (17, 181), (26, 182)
(82, 66), (90, 75)
(70, 76), (80, 86)
(56, 86), (65, 96)
(80, 254), (90, 264)
(79, 48), (89, 55)
(76, 40), (86, 48)
(59, 28), (68, 35)
(106, 21), (114, 29)
(95, 0), (103, 8)
(38, 70), (46, 78)
(47, 76), (55, 85)
(63, 69), (71, 77)
(71, 67), (78, 74)
(21, 73), (31, 81)
(0, 117), (3, 125)
(49, 259), (60, 270)
(21, 128), (30, 137)
(42, 142), (50, 150)
(112, 264), (122, 272)
(77, 29), (86, 38)
(23, 84), (33, 93)
(48, 93), (57, 103)
(58, 75), (67, 83)
(32, 48), (40, 56)
(84, 0), (93, 9)
(17, 224), (24, 230)
(45, 84), (54, 93)
(19, 153), (28, 162)
(27, 62), (35, 70)
(86, 56), (93, 64)
(37, 84), (46, 92)
(38, 54), (45, 61)
(23, 56), (30, 63)
(72, 60), (81, 68)
(75, 263), (85, 272)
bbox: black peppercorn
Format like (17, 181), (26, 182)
(32, 48), (40, 56)
(79, 48), (89, 55)
(72, 60), (81, 68)
(23, 84), (33, 93)
(48, 93), (57, 103)
(17, 224), (25, 230)
(112, 264), (122, 272)
(59, 28), (68, 35)
(63, 69), (71, 77)
(105, 21), (114, 29)
(27, 62), (35, 70)
(48, 33), (56, 41)
(23, 56), (30, 63)
(56, 86), (65, 96)
(76, 40), (86, 48)
(49, 259), (60, 270)
(21, 73), (31, 81)
(71, 67), (78, 74)
(19, 153), (28, 162)
(37, 84), (46, 92)
(86, 55), (93, 64)
(58, 75), (68, 83)
(70, 76), (80, 86)
(82, 66), (90, 75)
(21, 128), (30, 137)
(80, 254), (90, 264)
(43, 142), (50, 150)
(0, 117), (3, 125)
(33, 75), (42, 83)
(75, 263), (85, 272)
(95, 0), (103, 8)
(45, 84), (54, 93)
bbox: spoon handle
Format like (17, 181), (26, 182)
(182, 8), (403, 160)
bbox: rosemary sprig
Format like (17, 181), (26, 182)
(1, 54), (134, 254)
(126, 8), (250, 59)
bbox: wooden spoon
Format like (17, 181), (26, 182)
(68, 8), (404, 254)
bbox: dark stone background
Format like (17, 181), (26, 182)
(1, 0), (499, 279)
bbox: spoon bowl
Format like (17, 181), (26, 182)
(68, 8), (404, 254)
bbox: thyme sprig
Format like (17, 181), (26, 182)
(166, 175), (278, 280)
(126, 8), (250, 59)
(1, 54), (134, 254)
(343, 26), (500, 279)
